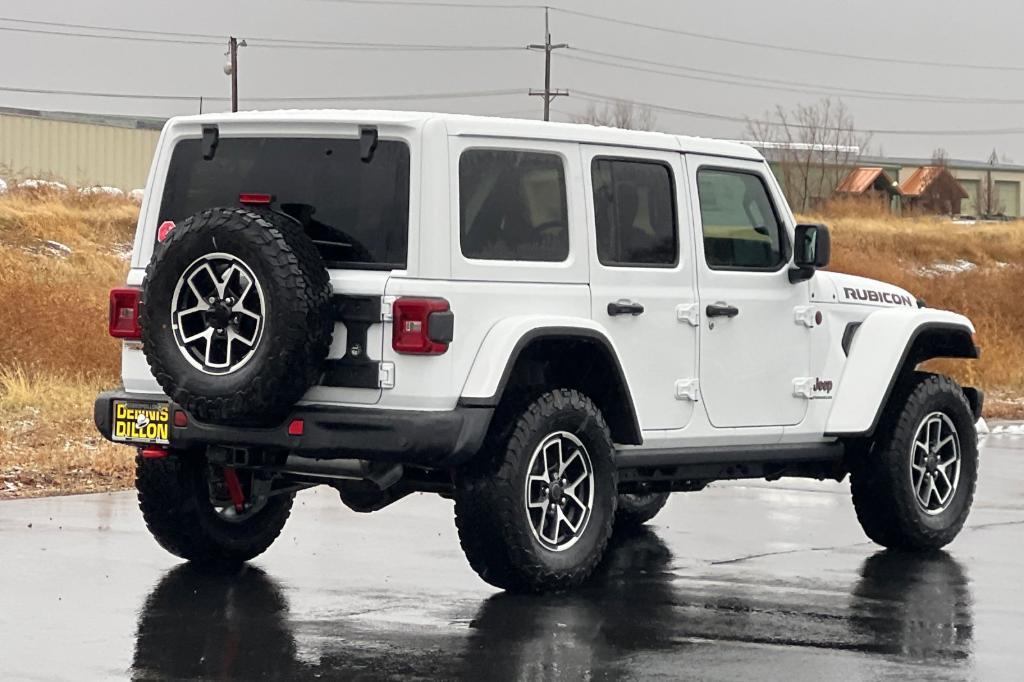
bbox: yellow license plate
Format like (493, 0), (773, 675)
(112, 400), (170, 445)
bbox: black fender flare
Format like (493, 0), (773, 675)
(458, 327), (642, 445)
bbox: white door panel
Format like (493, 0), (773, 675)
(581, 145), (698, 431)
(688, 156), (811, 428)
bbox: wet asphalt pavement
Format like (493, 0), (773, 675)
(2, 434), (1023, 681)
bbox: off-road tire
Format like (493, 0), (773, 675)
(454, 389), (618, 592)
(615, 492), (670, 530)
(140, 207), (332, 425)
(136, 451), (293, 565)
(850, 372), (978, 550)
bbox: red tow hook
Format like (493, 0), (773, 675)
(222, 467), (246, 513)
(140, 446), (168, 459)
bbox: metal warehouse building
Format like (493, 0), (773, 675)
(0, 106), (163, 191)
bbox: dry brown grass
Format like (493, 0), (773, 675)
(807, 206), (1024, 414)
(0, 187), (137, 497)
(0, 190), (1020, 498)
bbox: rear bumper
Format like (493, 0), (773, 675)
(94, 390), (493, 468)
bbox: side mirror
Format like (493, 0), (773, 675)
(789, 223), (831, 283)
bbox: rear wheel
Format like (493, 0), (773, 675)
(850, 373), (978, 550)
(615, 492), (670, 530)
(136, 450), (293, 565)
(454, 389), (618, 592)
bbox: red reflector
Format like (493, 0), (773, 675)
(392, 297), (450, 355)
(172, 410), (188, 427)
(141, 447), (167, 459)
(109, 288), (142, 339)
(157, 220), (176, 243)
(239, 193), (273, 205)
(287, 419), (304, 436)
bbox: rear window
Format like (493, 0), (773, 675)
(459, 149), (569, 262)
(158, 136), (410, 269)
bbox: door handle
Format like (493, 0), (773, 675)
(706, 302), (739, 318)
(607, 300), (645, 316)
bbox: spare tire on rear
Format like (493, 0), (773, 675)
(140, 207), (332, 425)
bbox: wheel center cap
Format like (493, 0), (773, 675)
(548, 482), (564, 502)
(205, 301), (233, 329)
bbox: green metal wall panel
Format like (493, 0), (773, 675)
(996, 180), (1020, 217)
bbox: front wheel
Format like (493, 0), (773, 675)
(454, 389), (618, 592)
(136, 450), (294, 565)
(850, 373), (978, 550)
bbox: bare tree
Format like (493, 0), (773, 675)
(572, 99), (657, 131)
(931, 148), (950, 167)
(977, 148), (1003, 217)
(745, 98), (870, 212)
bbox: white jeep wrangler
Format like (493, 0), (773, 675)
(96, 110), (981, 592)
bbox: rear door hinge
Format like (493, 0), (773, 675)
(378, 361), (395, 389)
(676, 303), (700, 327)
(675, 378), (700, 401)
(381, 295), (397, 322)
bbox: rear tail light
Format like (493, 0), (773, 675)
(392, 298), (453, 355)
(109, 288), (142, 339)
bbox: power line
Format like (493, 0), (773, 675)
(0, 24), (220, 46)
(0, 17), (524, 51)
(551, 7), (1024, 73)
(0, 83), (525, 103)
(572, 90), (1024, 136)
(315, 1), (542, 8)
(565, 49), (1024, 105)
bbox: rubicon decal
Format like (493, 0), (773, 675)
(841, 287), (914, 307)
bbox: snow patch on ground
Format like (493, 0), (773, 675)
(989, 422), (1024, 435)
(18, 179), (68, 192)
(78, 186), (124, 197)
(112, 243), (133, 261)
(917, 259), (976, 277)
(128, 189), (145, 203)
(0, 178), (7, 194)
(44, 240), (72, 257)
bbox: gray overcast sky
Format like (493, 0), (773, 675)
(2, 0), (1023, 161)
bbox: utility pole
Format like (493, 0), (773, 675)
(224, 37), (246, 112)
(528, 8), (568, 121)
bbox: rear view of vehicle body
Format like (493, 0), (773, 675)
(96, 110), (981, 592)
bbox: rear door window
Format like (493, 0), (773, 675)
(591, 158), (678, 267)
(159, 137), (410, 269)
(459, 149), (569, 262)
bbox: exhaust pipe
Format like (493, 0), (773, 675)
(279, 456), (403, 489)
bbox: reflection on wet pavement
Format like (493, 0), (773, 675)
(2, 435), (1021, 680)
(130, 529), (977, 680)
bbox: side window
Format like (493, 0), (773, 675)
(697, 169), (786, 270)
(459, 149), (569, 262)
(592, 158), (678, 267)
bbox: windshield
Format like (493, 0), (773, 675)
(158, 136), (410, 269)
